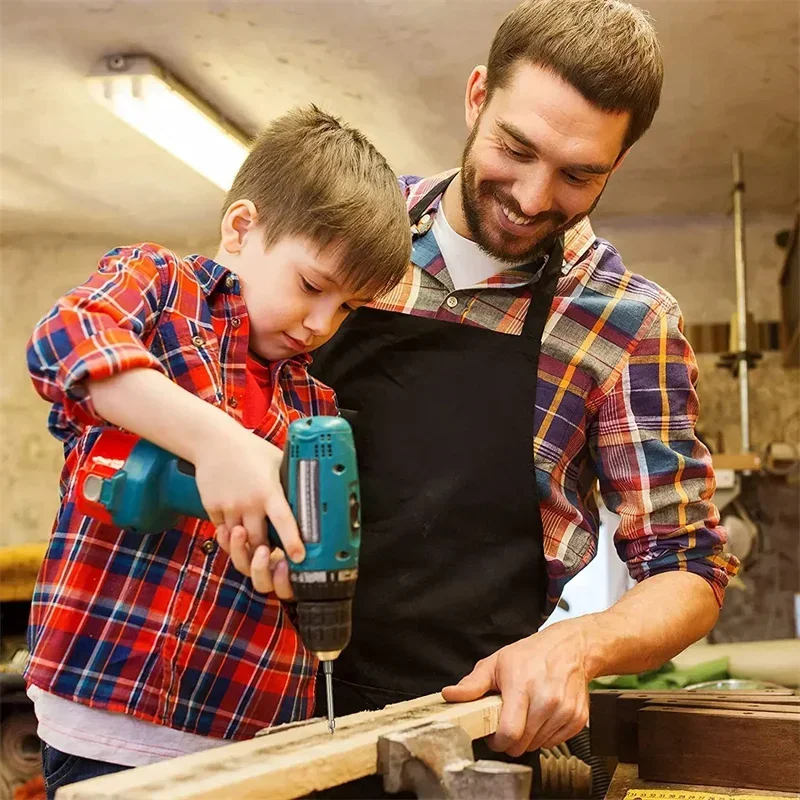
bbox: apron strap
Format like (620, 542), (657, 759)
(408, 174), (458, 226)
(520, 234), (563, 340)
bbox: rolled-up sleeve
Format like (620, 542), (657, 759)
(26, 244), (172, 441)
(595, 297), (740, 606)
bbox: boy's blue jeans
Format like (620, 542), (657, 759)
(41, 742), (129, 800)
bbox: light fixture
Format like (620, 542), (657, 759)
(88, 54), (250, 191)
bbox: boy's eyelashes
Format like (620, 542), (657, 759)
(301, 277), (322, 294)
(300, 275), (360, 313)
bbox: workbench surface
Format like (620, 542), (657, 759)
(607, 763), (800, 799)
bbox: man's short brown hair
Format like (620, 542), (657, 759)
(224, 105), (410, 298)
(487, 0), (664, 151)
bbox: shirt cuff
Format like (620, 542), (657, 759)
(630, 547), (740, 607)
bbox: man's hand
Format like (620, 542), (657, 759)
(442, 573), (721, 757)
(442, 620), (590, 757)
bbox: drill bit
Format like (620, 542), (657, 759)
(322, 660), (335, 734)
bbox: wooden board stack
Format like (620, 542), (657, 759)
(590, 689), (800, 792)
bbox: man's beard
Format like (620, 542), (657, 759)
(459, 124), (604, 265)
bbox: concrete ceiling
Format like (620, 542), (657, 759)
(1, 0), (798, 243)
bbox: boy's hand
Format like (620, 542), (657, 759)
(216, 527), (296, 599)
(85, 369), (302, 597)
(193, 428), (304, 580)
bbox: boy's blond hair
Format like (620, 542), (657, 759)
(224, 105), (411, 298)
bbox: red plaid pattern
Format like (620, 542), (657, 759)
(25, 243), (337, 740)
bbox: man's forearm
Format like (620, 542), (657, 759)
(88, 368), (242, 464)
(576, 571), (720, 680)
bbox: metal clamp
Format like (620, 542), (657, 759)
(378, 721), (532, 799)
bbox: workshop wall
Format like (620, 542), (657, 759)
(594, 212), (787, 324)
(0, 235), (214, 547)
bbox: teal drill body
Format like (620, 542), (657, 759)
(79, 416), (361, 666)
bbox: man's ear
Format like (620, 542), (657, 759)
(220, 200), (259, 254)
(465, 66), (488, 130)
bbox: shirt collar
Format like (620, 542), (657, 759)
(407, 169), (597, 279)
(185, 254), (240, 296)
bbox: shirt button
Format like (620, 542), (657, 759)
(446, 296), (458, 308)
(192, 335), (205, 347)
(229, 397), (238, 408)
(225, 274), (236, 289)
(201, 538), (217, 555)
(231, 318), (241, 329)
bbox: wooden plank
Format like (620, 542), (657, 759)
(638, 706), (800, 792)
(591, 690), (798, 761)
(56, 693), (504, 800)
(619, 692), (800, 763)
(647, 699), (800, 714)
(589, 690), (625, 757)
(0, 542), (47, 602)
(672, 639), (800, 687)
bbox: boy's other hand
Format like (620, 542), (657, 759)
(217, 526), (295, 599)
(194, 429), (305, 571)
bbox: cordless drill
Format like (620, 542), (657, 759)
(76, 416), (361, 734)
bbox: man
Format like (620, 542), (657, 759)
(222, 0), (739, 790)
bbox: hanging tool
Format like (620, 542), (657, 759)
(76, 415), (361, 735)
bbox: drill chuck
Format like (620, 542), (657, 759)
(297, 599), (353, 661)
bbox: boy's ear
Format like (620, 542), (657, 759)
(220, 200), (259, 254)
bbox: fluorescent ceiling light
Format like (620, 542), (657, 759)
(88, 54), (249, 191)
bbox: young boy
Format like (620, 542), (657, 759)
(25, 105), (411, 794)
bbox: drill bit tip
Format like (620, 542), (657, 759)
(322, 660), (335, 735)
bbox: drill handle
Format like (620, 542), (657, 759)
(166, 456), (208, 522)
(168, 454), (282, 550)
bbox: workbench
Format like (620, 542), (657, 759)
(608, 762), (800, 800)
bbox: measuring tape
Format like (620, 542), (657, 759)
(624, 791), (796, 800)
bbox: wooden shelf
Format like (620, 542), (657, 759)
(0, 543), (47, 603)
(712, 452), (762, 472)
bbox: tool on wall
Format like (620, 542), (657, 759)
(76, 416), (361, 735)
(717, 151), (763, 453)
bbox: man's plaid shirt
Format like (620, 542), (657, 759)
(25, 243), (337, 740)
(388, 173), (738, 608)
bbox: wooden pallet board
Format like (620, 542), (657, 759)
(638, 706), (800, 792)
(56, 693), (504, 800)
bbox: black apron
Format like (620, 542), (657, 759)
(309, 176), (561, 797)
